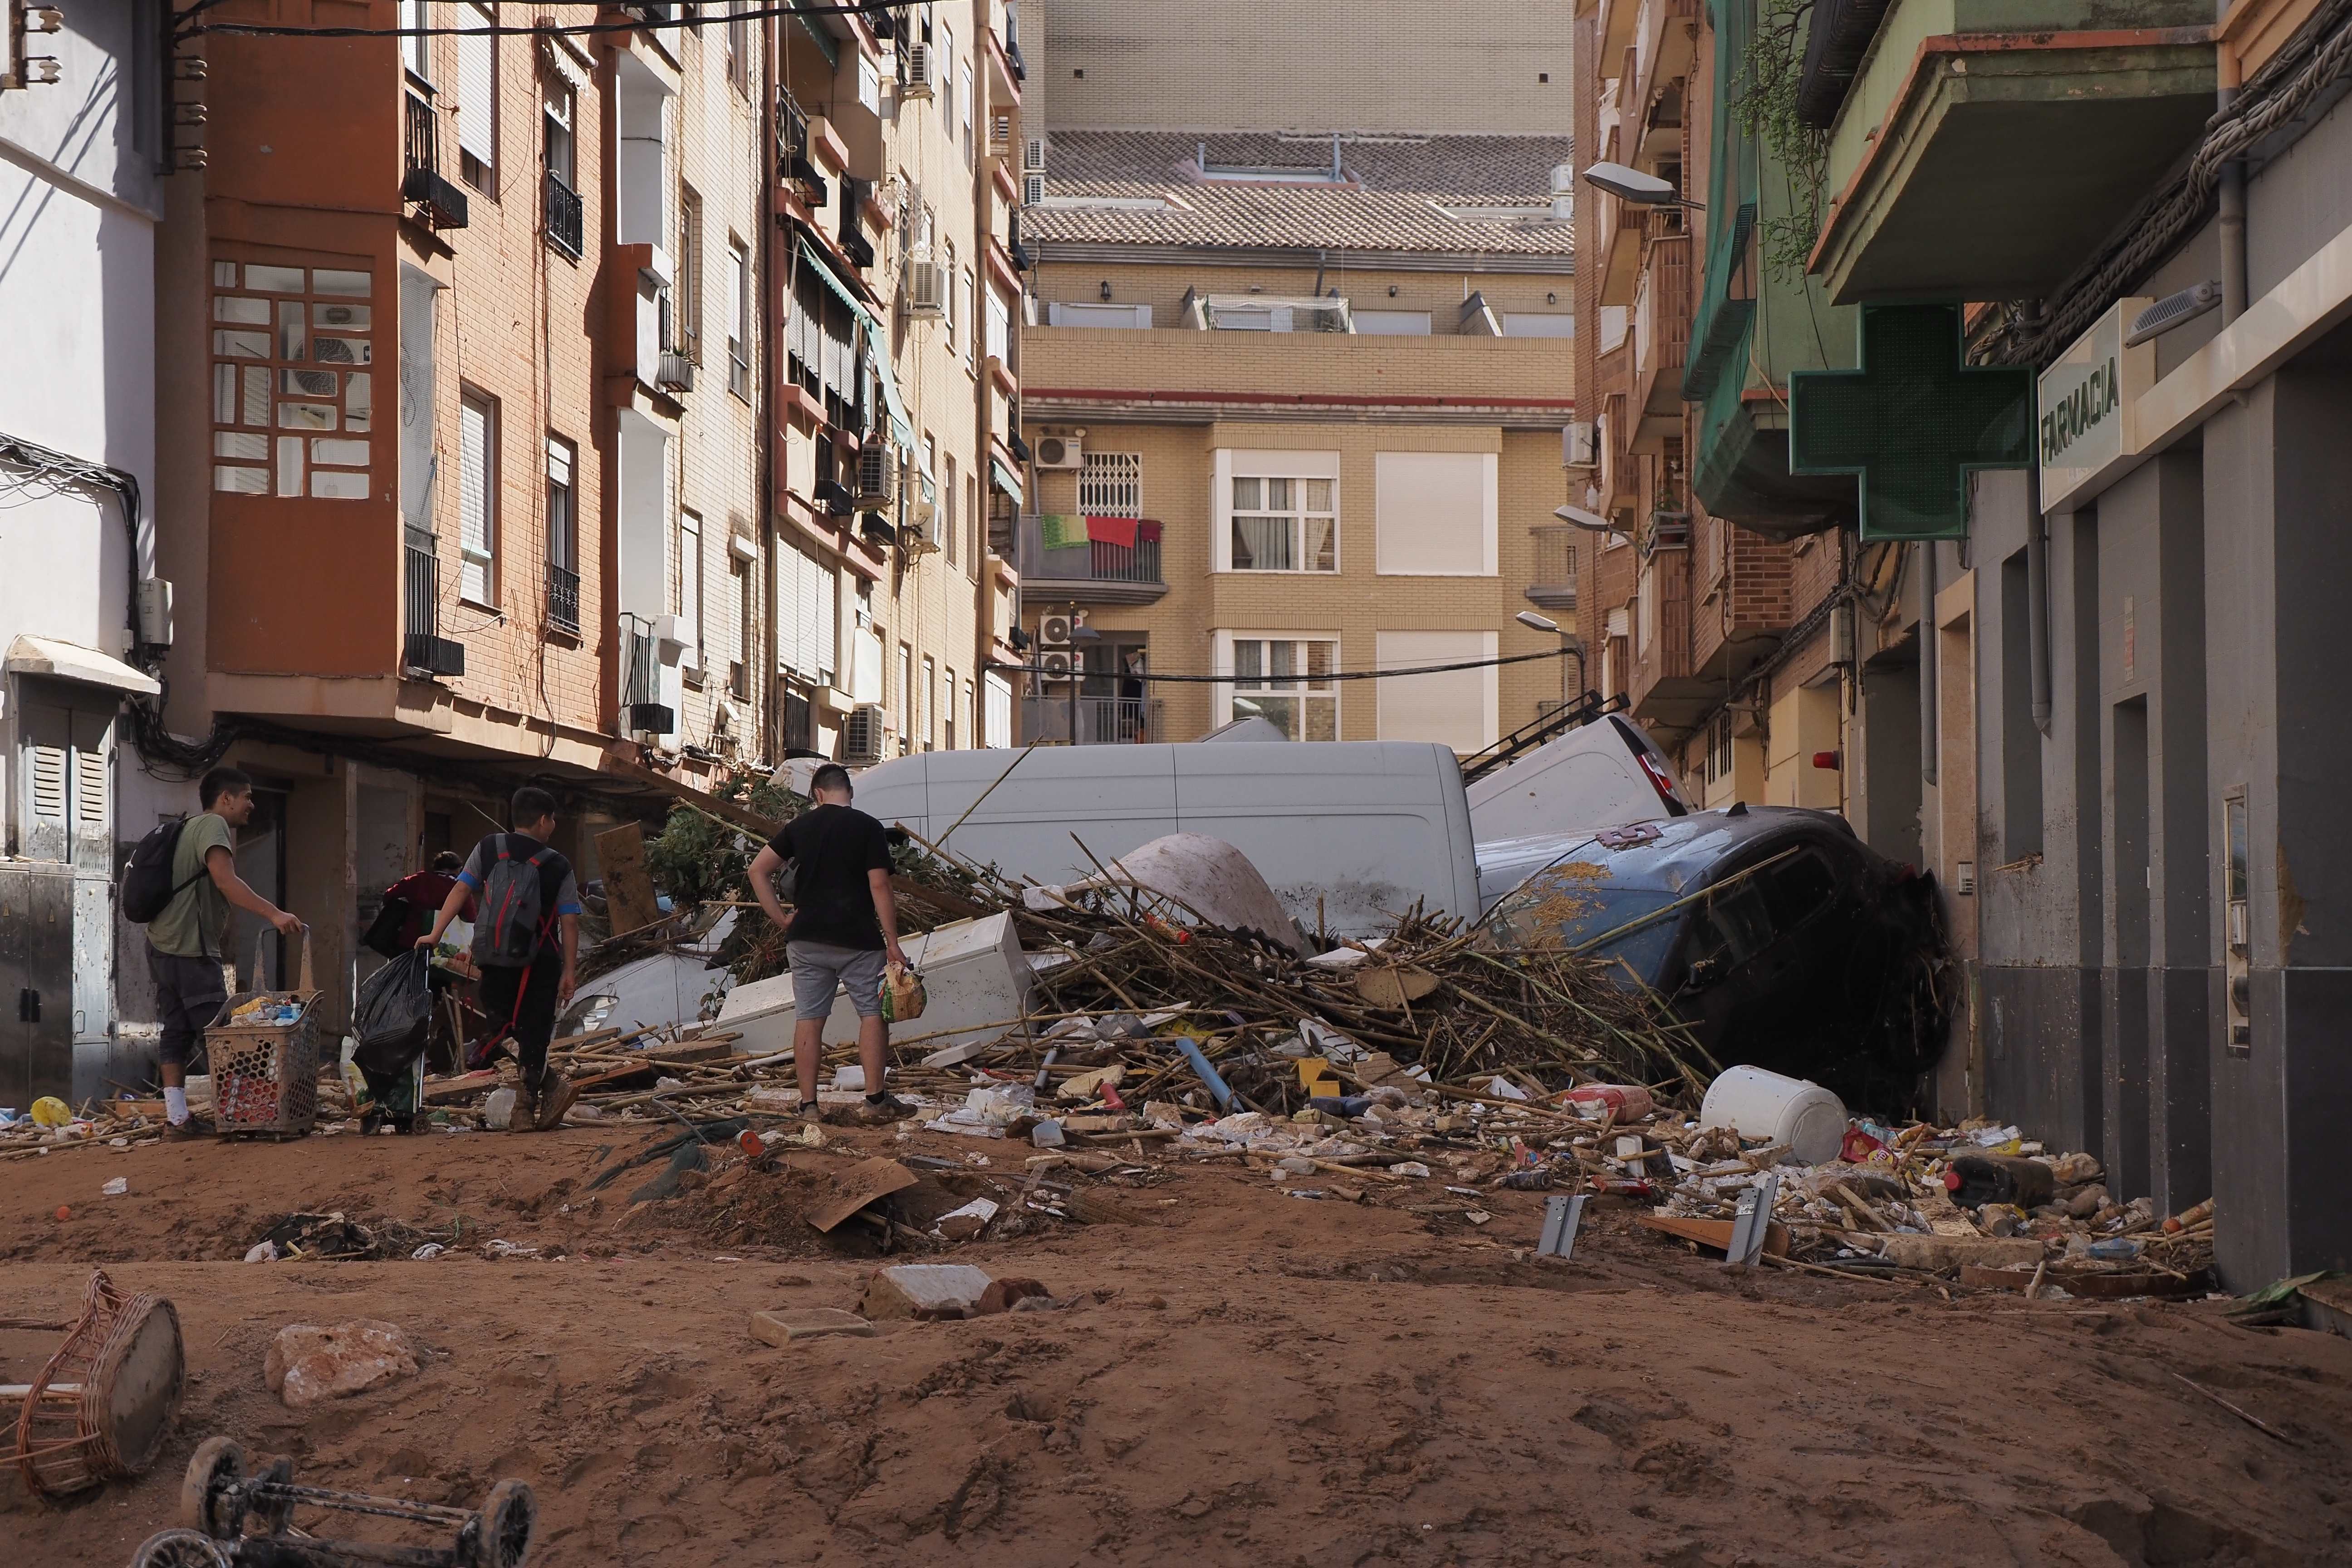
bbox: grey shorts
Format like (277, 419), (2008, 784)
(787, 941), (887, 1021)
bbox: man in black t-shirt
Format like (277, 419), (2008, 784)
(748, 764), (913, 1123)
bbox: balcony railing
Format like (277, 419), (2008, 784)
(401, 92), (468, 230)
(1526, 524), (1579, 611)
(545, 561), (580, 636)
(619, 612), (672, 735)
(1021, 696), (1162, 745)
(402, 527), (464, 677)
(544, 171), (583, 259)
(1018, 516), (1166, 603)
(1632, 231), (1692, 423)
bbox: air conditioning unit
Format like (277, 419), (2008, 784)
(1038, 612), (1076, 648)
(1036, 648), (1075, 682)
(902, 43), (936, 99)
(652, 612), (687, 665)
(903, 260), (947, 318)
(1022, 173), (1044, 207)
(855, 443), (897, 504)
(1562, 421), (1600, 469)
(842, 704), (888, 764)
(1022, 137), (1046, 175)
(1034, 434), (1083, 470)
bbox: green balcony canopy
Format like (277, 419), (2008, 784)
(1788, 304), (2032, 541)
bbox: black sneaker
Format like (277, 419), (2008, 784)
(799, 1098), (825, 1121)
(164, 1118), (210, 1142)
(853, 1093), (916, 1125)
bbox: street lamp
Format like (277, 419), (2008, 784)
(1516, 610), (1587, 717)
(1581, 161), (1704, 211)
(1554, 502), (1616, 532)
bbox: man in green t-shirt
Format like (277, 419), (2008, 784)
(145, 766), (303, 1136)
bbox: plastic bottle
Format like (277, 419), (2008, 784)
(1557, 1083), (1654, 1121)
(1941, 1153), (2054, 1210)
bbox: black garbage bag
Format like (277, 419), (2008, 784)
(353, 948), (434, 1076)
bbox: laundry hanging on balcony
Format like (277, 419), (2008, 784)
(1136, 519), (1163, 544)
(1084, 515), (1140, 549)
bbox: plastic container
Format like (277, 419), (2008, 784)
(207, 932), (322, 1139)
(1697, 1066), (1847, 1165)
(1556, 1083), (1654, 1121)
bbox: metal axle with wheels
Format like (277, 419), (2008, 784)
(128, 1438), (533, 1568)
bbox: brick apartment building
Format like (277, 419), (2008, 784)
(135, 1), (1023, 1041)
(1017, 2), (1581, 751)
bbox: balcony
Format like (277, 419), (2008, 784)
(545, 561), (580, 637)
(402, 528), (464, 678)
(1628, 547), (1697, 728)
(1525, 525), (1580, 612)
(1631, 228), (1691, 451)
(1017, 516), (1168, 606)
(1021, 696), (1163, 746)
(544, 171), (583, 260)
(401, 93), (468, 231)
(619, 613), (673, 736)
(1808, 0), (2215, 303)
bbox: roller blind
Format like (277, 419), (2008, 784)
(457, 3), (496, 167)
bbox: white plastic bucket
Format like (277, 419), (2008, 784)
(1698, 1066), (1847, 1165)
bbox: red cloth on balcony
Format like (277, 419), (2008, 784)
(1084, 514), (1140, 549)
(1136, 519), (1163, 544)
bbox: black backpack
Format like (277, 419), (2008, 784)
(472, 834), (563, 968)
(122, 817), (206, 924)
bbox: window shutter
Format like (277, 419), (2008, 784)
(459, 399), (491, 602)
(29, 740), (68, 828)
(70, 709), (109, 843)
(457, 4), (496, 167)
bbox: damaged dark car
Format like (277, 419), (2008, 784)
(1477, 805), (1950, 1113)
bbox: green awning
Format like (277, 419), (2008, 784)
(990, 457), (1024, 505)
(797, 239), (912, 451)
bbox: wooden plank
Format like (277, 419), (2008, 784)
(599, 745), (780, 834)
(807, 1157), (919, 1233)
(596, 822), (664, 936)
(1635, 1212), (1790, 1259)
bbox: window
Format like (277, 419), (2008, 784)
(944, 665), (959, 748)
(922, 654), (938, 749)
(966, 475), (980, 578)
(400, 0), (431, 83)
(963, 270), (978, 370)
(1706, 711), (1735, 784)
(678, 186), (703, 363)
(937, 22), (956, 141)
(458, 391), (497, 604)
(546, 437), (579, 634)
(1214, 451), (1337, 573)
(774, 540), (838, 685)
(727, 5), (750, 92)
(1045, 301), (1152, 329)
(898, 641), (914, 744)
(678, 510), (704, 672)
(960, 60), (975, 166)
(456, 1), (495, 194)
(1374, 451), (1497, 576)
(943, 454), (959, 561)
(728, 237), (751, 399)
(1079, 451), (1142, 516)
(986, 285), (1013, 363)
(17, 691), (110, 865)
(1354, 309), (1432, 335)
(543, 82), (575, 186)
(209, 258), (375, 500)
(730, 560), (752, 696)
(1375, 630), (1498, 755)
(1500, 312), (1575, 338)
(941, 239), (957, 348)
(1219, 635), (1338, 741)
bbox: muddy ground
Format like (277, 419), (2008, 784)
(4, 1122), (2348, 1567)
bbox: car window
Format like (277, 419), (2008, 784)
(1689, 852), (1836, 973)
(1759, 853), (1835, 933)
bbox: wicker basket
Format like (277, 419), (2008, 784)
(10, 1268), (185, 1499)
(207, 931), (322, 1138)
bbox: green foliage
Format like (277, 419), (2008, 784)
(1730, 0), (1830, 282)
(641, 773), (812, 911)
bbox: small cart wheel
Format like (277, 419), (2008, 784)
(130, 1528), (234, 1568)
(180, 1436), (246, 1538)
(470, 1479), (535, 1568)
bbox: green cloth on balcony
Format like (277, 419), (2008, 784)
(1039, 514), (1086, 550)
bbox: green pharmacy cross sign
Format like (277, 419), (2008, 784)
(1788, 303), (2035, 541)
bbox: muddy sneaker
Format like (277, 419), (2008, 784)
(163, 1118), (210, 1142)
(799, 1098), (825, 1122)
(507, 1086), (538, 1133)
(534, 1074), (580, 1131)
(853, 1093), (916, 1125)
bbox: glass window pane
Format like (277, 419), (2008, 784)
(214, 329), (270, 358)
(1304, 478), (1333, 512)
(1231, 476), (1259, 511)
(311, 437), (370, 466)
(345, 372), (372, 423)
(283, 368), (338, 397)
(314, 301), (371, 329)
(214, 464), (269, 494)
(277, 300), (307, 360)
(1234, 639), (1263, 684)
(1266, 477), (1292, 510)
(277, 401), (337, 430)
(276, 436), (304, 496)
(1306, 641), (1335, 684)
(245, 264), (307, 292)
(214, 296), (270, 324)
(311, 470), (370, 500)
(212, 260), (239, 287)
(312, 335), (371, 365)
(214, 431), (268, 461)
(213, 363), (237, 423)
(1270, 641), (1297, 682)
(312, 268), (372, 297)
(243, 367), (270, 425)
(1246, 696), (1297, 739)
(1306, 516), (1336, 572)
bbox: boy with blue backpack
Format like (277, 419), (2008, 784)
(416, 786), (583, 1132)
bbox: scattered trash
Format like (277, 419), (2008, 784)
(410, 1243), (445, 1261)
(7, 1270), (184, 1501)
(244, 1242), (278, 1264)
(154, 1438), (532, 1568)
(859, 1263), (1003, 1321)
(101, 1176), (128, 1197)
